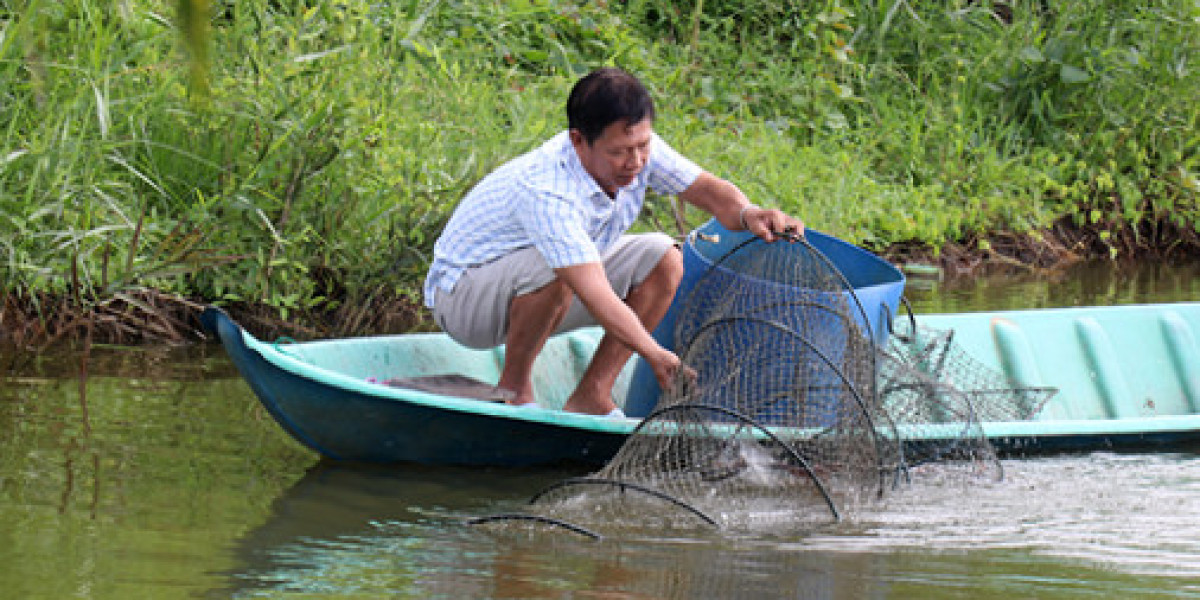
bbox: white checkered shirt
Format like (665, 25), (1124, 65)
(423, 131), (702, 307)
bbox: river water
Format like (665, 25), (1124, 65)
(3, 260), (1200, 599)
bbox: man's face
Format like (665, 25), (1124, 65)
(570, 118), (653, 197)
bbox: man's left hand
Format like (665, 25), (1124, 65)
(742, 205), (805, 242)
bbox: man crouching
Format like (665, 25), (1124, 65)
(424, 67), (803, 417)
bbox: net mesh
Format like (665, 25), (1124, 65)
(471, 234), (1057, 539)
(878, 317), (1056, 479)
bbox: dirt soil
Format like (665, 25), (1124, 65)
(3, 221), (1197, 349)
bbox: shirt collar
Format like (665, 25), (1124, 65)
(552, 131), (607, 200)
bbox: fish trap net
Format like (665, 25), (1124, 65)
(471, 234), (1055, 539)
(877, 315), (1057, 479)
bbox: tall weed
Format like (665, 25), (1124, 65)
(0, 0), (1195, 332)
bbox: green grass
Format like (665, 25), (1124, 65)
(0, 0), (1196, 335)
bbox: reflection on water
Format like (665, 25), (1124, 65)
(905, 259), (1200, 314)
(222, 457), (1200, 599)
(0, 344), (313, 600)
(2, 262), (1199, 599)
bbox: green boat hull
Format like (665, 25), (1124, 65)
(916, 302), (1200, 453)
(205, 302), (1200, 466)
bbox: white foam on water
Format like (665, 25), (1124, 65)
(803, 452), (1200, 578)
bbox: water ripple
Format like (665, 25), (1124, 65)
(808, 453), (1200, 579)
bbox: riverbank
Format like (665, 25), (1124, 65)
(2, 1), (1195, 346)
(3, 217), (1197, 349)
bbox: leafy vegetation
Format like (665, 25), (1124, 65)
(1, 0), (1196, 342)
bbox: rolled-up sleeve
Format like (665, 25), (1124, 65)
(646, 135), (703, 195)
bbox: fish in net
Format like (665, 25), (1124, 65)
(469, 232), (1056, 539)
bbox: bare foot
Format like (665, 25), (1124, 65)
(561, 387), (617, 416)
(497, 385), (538, 407)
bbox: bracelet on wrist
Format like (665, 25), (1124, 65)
(738, 204), (758, 230)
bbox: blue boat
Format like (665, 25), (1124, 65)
(204, 222), (1200, 466)
(203, 307), (632, 466)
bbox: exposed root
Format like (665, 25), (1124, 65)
(1, 288), (208, 350)
(0, 286), (430, 349)
(881, 218), (1200, 279)
(3, 220), (1198, 348)
(220, 291), (428, 342)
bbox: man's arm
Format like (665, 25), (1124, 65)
(678, 172), (804, 241)
(554, 262), (681, 389)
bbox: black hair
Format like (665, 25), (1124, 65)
(566, 67), (656, 145)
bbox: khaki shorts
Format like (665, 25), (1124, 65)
(433, 233), (676, 349)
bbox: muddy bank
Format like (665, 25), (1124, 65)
(0, 288), (427, 351)
(3, 224), (1198, 349)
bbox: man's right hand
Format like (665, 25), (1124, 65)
(646, 346), (694, 393)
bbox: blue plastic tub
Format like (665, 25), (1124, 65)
(624, 219), (905, 418)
